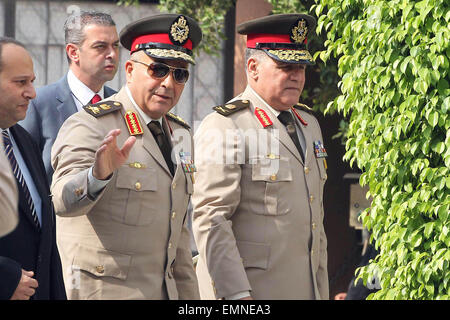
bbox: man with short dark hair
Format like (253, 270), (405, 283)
(20, 11), (119, 183)
(192, 13), (329, 300)
(0, 37), (66, 300)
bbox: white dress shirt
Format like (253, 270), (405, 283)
(67, 69), (105, 112)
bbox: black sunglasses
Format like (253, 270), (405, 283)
(131, 60), (190, 84)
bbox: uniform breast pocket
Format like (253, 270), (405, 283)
(249, 158), (292, 216)
(111, 165), (157, 226)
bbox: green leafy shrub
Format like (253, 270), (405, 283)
(314, 0), (449, 299)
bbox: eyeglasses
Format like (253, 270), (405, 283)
(131, 60), (190, 84)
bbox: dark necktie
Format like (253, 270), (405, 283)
(147, 121), (175, 176)
(90, 94), (101, 104)
(277, 111), (305, 162)
(2, 130), (40, 230)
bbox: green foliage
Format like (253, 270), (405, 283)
(158, 0), (236, 56)
(315, 0), (450, 299)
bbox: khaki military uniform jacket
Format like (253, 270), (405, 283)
(192, 86), (329, 300)
(51, 87), (199, 300)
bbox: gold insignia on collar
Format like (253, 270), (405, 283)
(170, 15), (190, 45)
(124, 111), (144, 136)
(291, 19), (308, 43)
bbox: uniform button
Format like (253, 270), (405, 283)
(168, 242), (173, 249)
(309, 195), (314, 203)
(304, 167), (310, 174)
(312, 222), (317, 230)
(172, 183), (176, 189)
(74, 188), (83, 196)
(135, 182), (141, 190)
(270, 174), (277, 181)
(96, 265), (105, 274)
(171, 211), (176, 219)
(311, 250), (314, 255)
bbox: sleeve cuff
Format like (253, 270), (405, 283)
(224, 291), (251, 300)
(87, 167), (111, 197)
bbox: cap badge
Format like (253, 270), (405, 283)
(290, 19), (308, 43)
(170, 15), (190, 45)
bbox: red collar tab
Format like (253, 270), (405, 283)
(163, 115), (173, 135)
(131, 34), (193, 53)
(291, 107), (308, 126)
(255, 107), (273, 128)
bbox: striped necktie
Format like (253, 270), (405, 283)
(2, 130), (40, 230)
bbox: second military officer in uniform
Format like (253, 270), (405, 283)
(51, 14), (201, 299)
(192, 13), (329, 300)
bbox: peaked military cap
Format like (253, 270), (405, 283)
(237, 13), (316, 65)
(120, 13), (202, 65)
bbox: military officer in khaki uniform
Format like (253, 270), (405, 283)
(51, 14), (201, 299)
(192, 14), (329, 300)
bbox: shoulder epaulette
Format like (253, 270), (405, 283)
(213, 99), (250, 116)
(166, 112), (190, 129)
(83, 101), (122, 118)
(294, 102), (314, 114)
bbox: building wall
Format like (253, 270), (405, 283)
(233, 0), (272, 96)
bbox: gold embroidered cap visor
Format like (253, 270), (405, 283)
(264, 48), (313, 64)
(237, 13), (316, 65)
(119, 13), (202, 65)
(144, 48), (195, 65)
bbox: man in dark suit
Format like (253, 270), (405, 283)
(20, 11), (119, 183)
(0, 37), (66, 300)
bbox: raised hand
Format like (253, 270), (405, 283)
(92, 129), (136, 180)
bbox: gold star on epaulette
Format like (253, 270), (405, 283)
(213, 99), (250, 116)
(294, 102), (313, 111)
(294, 102), (316, 116)
(83, 101), (122, 118)
(166, 112), (190, 129)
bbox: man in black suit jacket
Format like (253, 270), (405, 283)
(20, 11), (119, 184)
(0, 37), (66, 300)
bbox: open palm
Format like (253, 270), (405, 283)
(93, 129), (136, 180)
